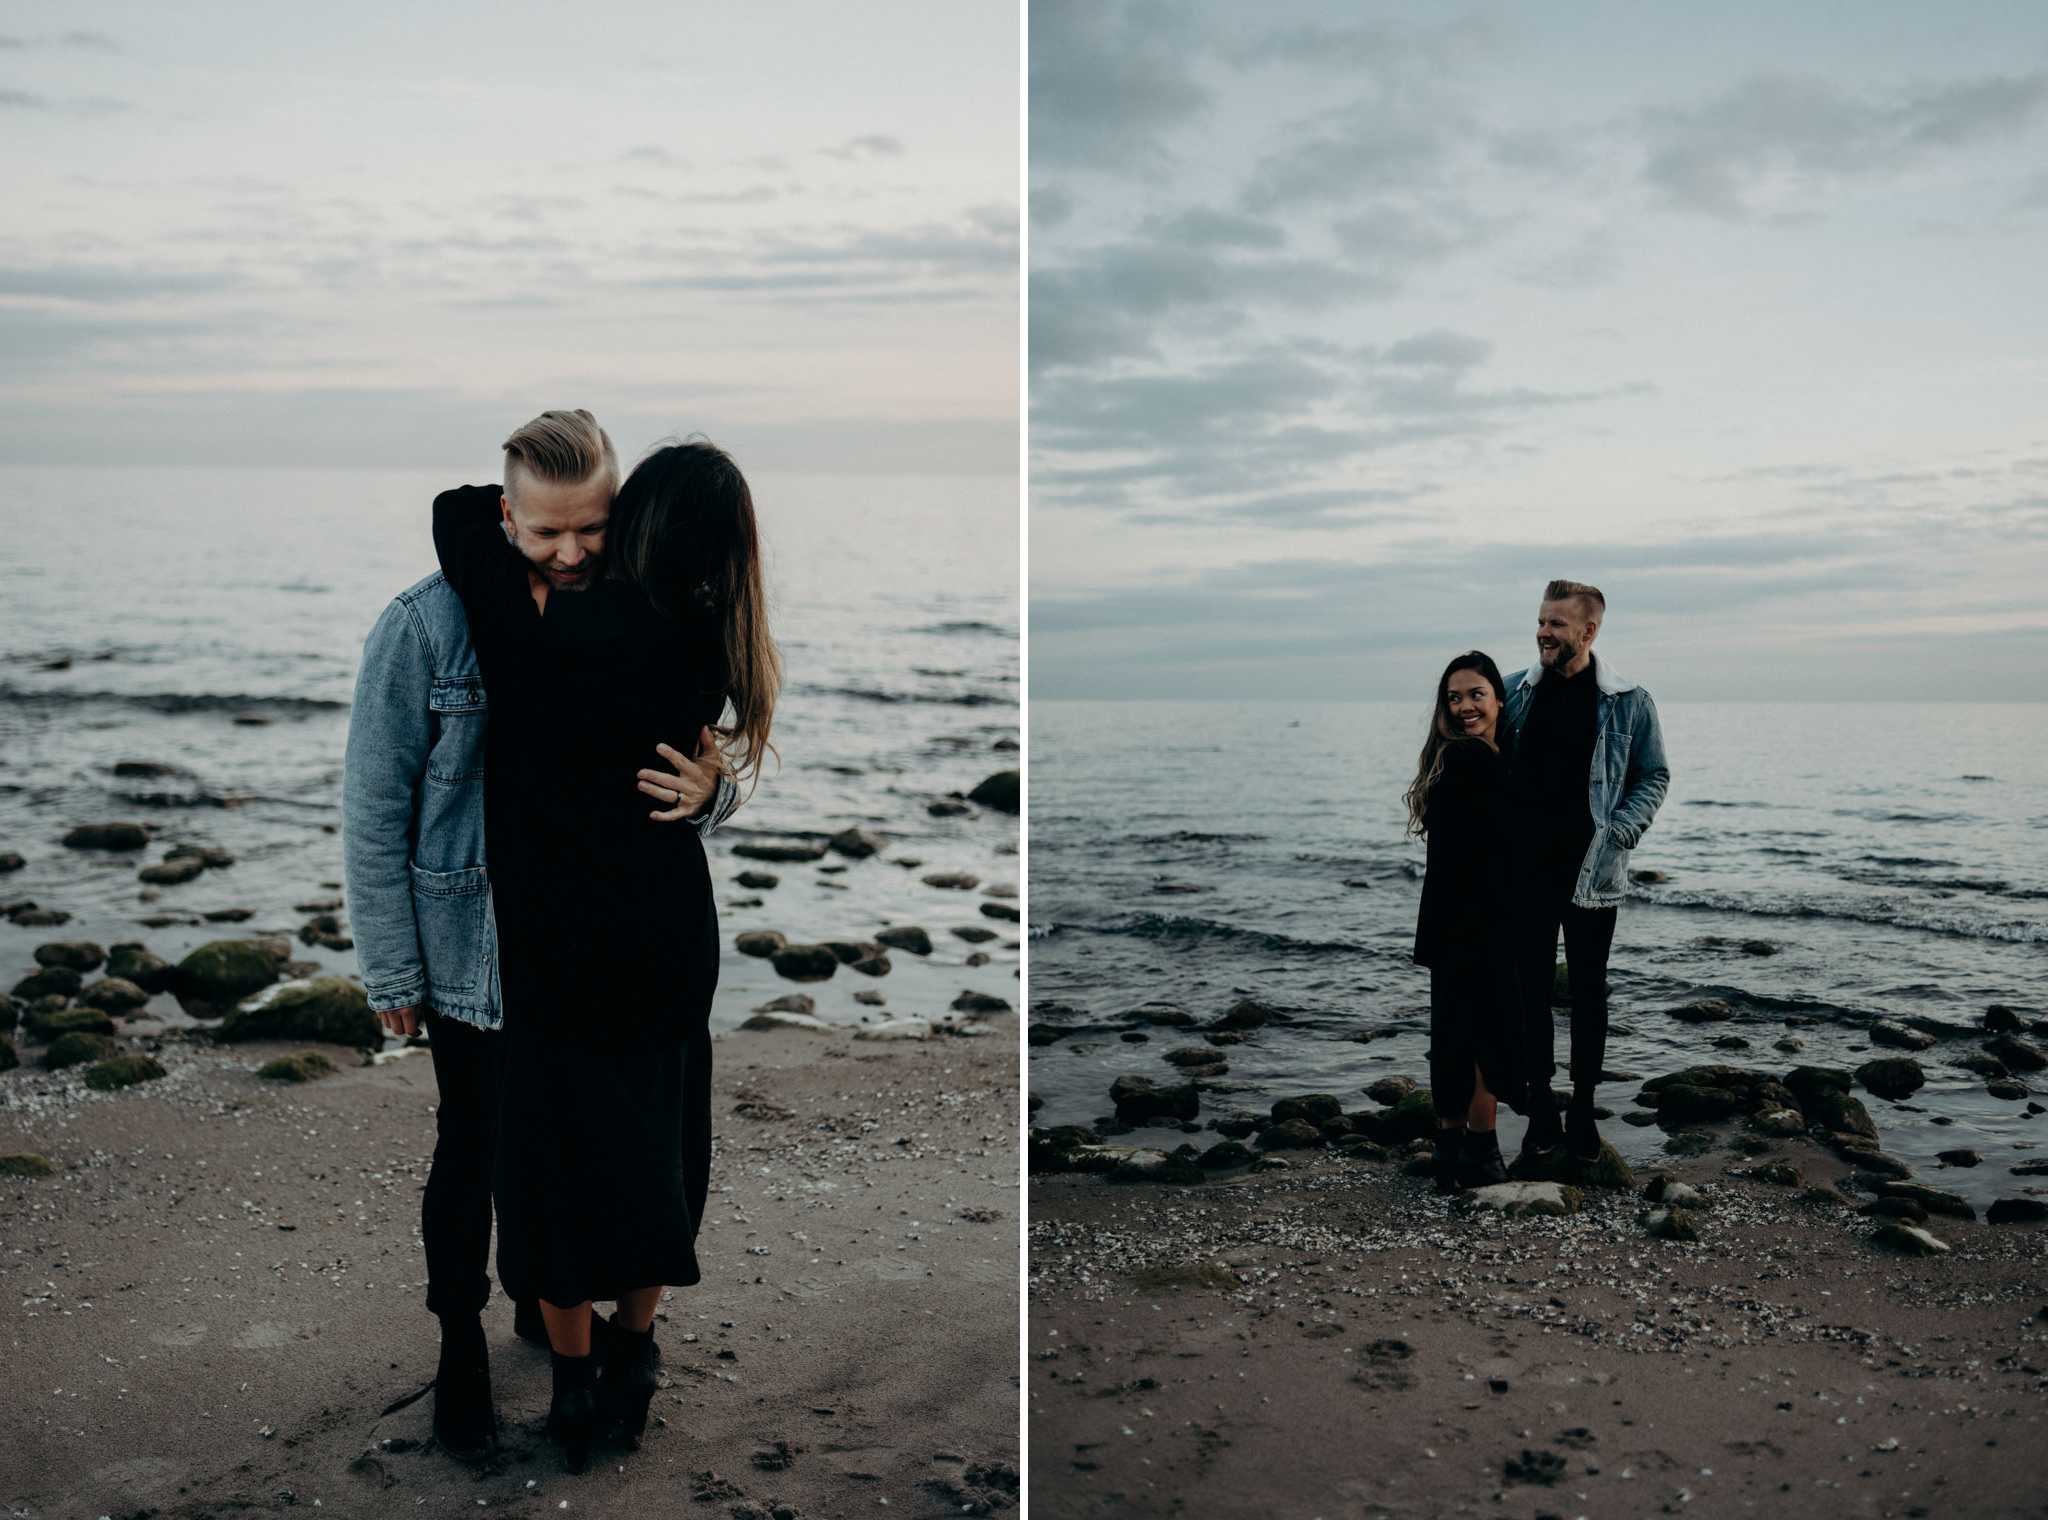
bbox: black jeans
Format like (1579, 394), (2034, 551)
(422, 1011), (496, 1319)
(1516, 844), (1619, 1104)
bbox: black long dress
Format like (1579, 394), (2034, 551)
(1412, 737), (1530, 1117)
(433, 484), (726, 1307)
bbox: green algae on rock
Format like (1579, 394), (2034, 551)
(42, 1031), (118, 1069)
(257, 1049), (339, 1083)
(216, 976), (377, 1047)
(174, 939), (282, 1018)
(84, 1053), (167, 1091)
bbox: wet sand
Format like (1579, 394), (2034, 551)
(1, 1022), (1019, 1519)
(1028, 1140), (2048, 1519)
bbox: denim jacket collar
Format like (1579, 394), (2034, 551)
(1512, 651), (1637, 699)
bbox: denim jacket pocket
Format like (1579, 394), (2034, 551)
(426, 678), (487, 786)
(409, 863), (488, 996)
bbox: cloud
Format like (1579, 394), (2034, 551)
(59, 30), (120, 51)
(820, 134), (906, 161)
(1030, 0), (1209, 173)
(1641, 69), (2048, 217)
(0, 88), (47, 108)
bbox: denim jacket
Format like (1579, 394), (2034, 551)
(341, 571), (740, 1030)
(1503, 655), (1669, 909)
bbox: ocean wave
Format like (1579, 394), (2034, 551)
(1631, 883), (2047, 943)
(0, 685), (345, 715)
(914, 620), (1016, 637)
(803, 683), (1016, 707)
(1074, 909), (1371, 958)
(1130, 830), (1269, 845)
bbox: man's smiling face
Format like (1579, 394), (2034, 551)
(501, 468), (611, 591)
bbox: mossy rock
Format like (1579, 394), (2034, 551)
(771, 944), (839, 983)
(1256, 1119), (1323, 1150)
(0, 994), (16, 1034)
(1857, 1056), (1927, 1100)
(1027, 1125), (1103, 1174)
(1802, 1086), (1878, 1142)
(1213, 999), (1282, 1030)
(1655, 1084), (1746, 1124)
(26, 1006), (116, 1041)
(84, 1053), (166, 1091)
(1271, 1093), (1343, 1127)
(216, 976), (377, 1046)
(256, 1050), (338, 1083)
(0, 1033), (15, 1073)
(966, 770), (1020, 813)
(107, 943), (176, 993)
(1377, 1088), (1439, 1144)
(1197, 1140), (1256, 1168)
(174, 940), (282, 1018)
(43, 1031), (118, 1069)
(79, 977), (150, 1014)
(1640, 1206), (1700, 1242)
(1740, 1160), (1804, 1187)
(1516, 1139), (1636, 1191)
(33, 941), (105, 972)
(1783, 1064), (1852, 1100)
(11, 965), (82, 1002)
(0, 1152), (54, 1179)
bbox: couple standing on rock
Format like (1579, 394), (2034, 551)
(341, 409), (780, 1471)
(1407, 580), (1669, 1195)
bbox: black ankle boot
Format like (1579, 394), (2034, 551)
(1431, 1128), (1466, 1195)
(513, 1298), (549, 1347)
(1458, 1129), (1509, 1188)
(432, 1316), (494, 1461)
(1517, 1092), (1562, 1169)
(546, 1352), (598, 1473)
(595, 1312), (660, 1447)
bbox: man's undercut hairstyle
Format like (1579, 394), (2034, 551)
(501, 409), (619, 505)
(1543, 578), (1606, 622)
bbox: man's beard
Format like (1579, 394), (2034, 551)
(534, 553), (604, 592)
(1538, 635), (1583, 667)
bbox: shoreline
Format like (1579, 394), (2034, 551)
(1027, 1135), (2048, 1519)
(1, 1020), (1020, 1519)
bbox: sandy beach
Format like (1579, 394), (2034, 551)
(1028, 1136), (2048, 1519)
(1, 1019), (1019, 1519)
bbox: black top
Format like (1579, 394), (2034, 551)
(1412, 737), (1521, 969)
(430, 483), (728, 924)
(1517, 655), (1600, 853)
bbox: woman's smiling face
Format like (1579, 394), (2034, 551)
(1445, 667), (1499, 744)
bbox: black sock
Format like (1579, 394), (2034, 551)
(437, 1315), (485, 1366)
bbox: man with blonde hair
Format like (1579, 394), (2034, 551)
(341, 408), (739, 1460)
(1502, 579), (1668, 1169)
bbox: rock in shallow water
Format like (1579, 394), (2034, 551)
(1856, 1057), (1925, 1099)
(874, 926), (933, 956)
(79, 977), (149, 1013)
(771, 945), (838, 983)
(1110, 1075), (1199, 1123)
(966, 770), (1019, 813)
(33, 941), (104, 972)
(174, 939), (282, 1018)
(1985, 1034), (2047, 1072)
(63, 822), (149, 850)
(217, 976), (377, 1046)
(1366, 1075), (1417, 1106)
(12, 965), (81, 1001)
(1986, 1198), (2048, 1224)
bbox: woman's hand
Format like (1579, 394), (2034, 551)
(640, 726), (724, 822)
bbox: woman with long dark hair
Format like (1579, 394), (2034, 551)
(433, 416), (778, 1470)
(1405, 651), (1529, 1194)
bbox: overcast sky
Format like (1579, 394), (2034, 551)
(1030, 1), (2048, 700)
(0, 0), (1017, 471)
